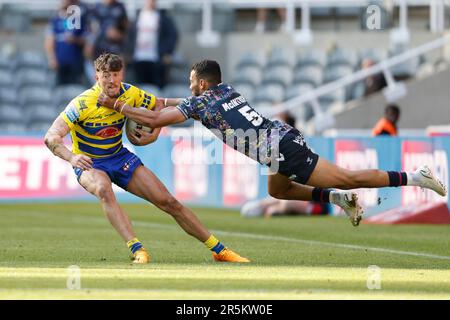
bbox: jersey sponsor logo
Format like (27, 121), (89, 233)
(306, 157), (313, 165)
(64, 102), (80, 123)
(78, 99), (88, 111)
(96, 127), (120, 138)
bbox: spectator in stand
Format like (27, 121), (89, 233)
(362, 58), (387, 96)
(255, 8), (287, 33)
(372, 104), (401, 136)
(84, 0), (128, 83)
(130, 0), (178, 88)
(45, 0), (89, 85)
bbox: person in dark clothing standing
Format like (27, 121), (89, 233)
(131, 0), (178, 88)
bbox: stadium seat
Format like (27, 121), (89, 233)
(390, 57), (420, 79)
(349, 81), (366, 100)
(318, 88), (346, 109)
(266, 47), (296, 68)
(212, 3), (235, 33)
(253, 83), (285, 105)
(172, 3), (202, 33)
(30, 104), (60, 123)
(0, 104), (23, 123)
(19, 86), (53, 107)
(323, 65), (354, 83)
(0, 54), (12, 70)
(27, 120), (52, 133)
(234, 83), (255, 104)
(15, 51), (47, 70)
(285, 83), (315, 101)
(54, 84), (88, 107)
(17, 68), (50, 88)
(0, 87), (17, 104)
(236, 52), (266, 69)
(262, 65), (293, 87)
(296, 49), (327, 68)
(232, 65), (263, 87)
(163, 84), (192, 98)
(0, 69), (13, 87)
(293, 65), (323, 87)
(327, 47), (358, 68)
(0, 122), (28, 133)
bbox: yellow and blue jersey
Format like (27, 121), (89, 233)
(60, 82), (156, 158)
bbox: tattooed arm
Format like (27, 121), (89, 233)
(44, 116), (93, 170)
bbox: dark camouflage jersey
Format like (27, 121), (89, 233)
(176, 83), (293, 165)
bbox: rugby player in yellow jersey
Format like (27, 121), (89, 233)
(44, 53), (249, 263)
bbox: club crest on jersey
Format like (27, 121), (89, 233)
(96, 127), (119, 138)
(292, 135), (305, 146)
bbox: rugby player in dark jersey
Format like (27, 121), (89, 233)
(99, 60), (447, 226)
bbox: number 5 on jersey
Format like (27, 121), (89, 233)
(238, 105), (263, 126)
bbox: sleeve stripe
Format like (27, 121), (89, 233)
(176, 106), (189, 119)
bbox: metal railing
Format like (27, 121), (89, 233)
(261, 34), (450, 134)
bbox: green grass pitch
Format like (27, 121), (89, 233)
(0, 202), (449, 299)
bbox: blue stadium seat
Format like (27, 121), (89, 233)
(262, 65), (293, 87)
(17, 68), (50, 88)
(318, 88), (346, 109)
(236, 52), (266, 69)
(0, 87), (17, 104)
(15, 51), (47, 70)
(54, 84), (88, 107)
(233, 65), (263, 87)
(30, 104), (59, 123)
(266, 47), (296, 68)
(296, 49), (327, 68)
(285, 83), (315, 101)
(0, 69), (13, 87)
(0, 104), (23, 123)
(253, 83), (285, 105)
(293, 65), (323, 86)
(234, 83), (255, 104)
(19, 86), (53, 107)
(0, 122), (28, 133)
(327, 48), (358, 68)
(349, 81), (366, 100)
(323, 65), (354, 83)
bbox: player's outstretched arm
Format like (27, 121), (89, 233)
(98, 93), (186, 128)
(44, 116), (93, 170)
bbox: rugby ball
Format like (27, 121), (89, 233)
(125, 118), (153, 137)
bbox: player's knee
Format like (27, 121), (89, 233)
(96, 183), (115, 202)
(157, 196), (182, 214)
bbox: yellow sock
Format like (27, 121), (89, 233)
(204, 235), (225, 254)
(127, 238), (143, 254)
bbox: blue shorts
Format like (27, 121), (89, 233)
(74, 147), (143, 190)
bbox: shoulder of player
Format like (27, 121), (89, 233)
(71, 88), (99, 110)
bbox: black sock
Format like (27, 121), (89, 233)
(312, 187), (331, 203)
(387, 171), (408, 187)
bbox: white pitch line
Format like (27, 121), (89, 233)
(8, 209), (450, 261)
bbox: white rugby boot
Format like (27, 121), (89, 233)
(330, 191), (364, 227)
(410, 165), (447, 197)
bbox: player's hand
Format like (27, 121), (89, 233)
(98, 92), (117, 110)
(69, 154), (93, 170)
(131, 128), (160, 146)
(155, 98), (166, 111)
